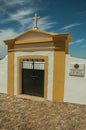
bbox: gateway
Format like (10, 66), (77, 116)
(4, 13), (72, 102)
(21, 58), (44, 97)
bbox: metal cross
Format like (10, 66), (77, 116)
(32, 13), (40, 29)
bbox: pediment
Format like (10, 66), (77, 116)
(4, 29), (72, 45)
(15, 29), (54, 41)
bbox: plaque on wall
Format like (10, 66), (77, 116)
(69, 63), (85, 77)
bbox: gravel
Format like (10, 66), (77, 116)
(0, 93), (86, 130)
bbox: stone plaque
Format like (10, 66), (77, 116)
(69, 63), (85, 77)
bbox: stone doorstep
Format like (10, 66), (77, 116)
(17, 94), (45, 102)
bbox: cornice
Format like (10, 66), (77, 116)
(4, 29), (72, 50)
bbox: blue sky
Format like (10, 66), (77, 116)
(0, 0), (86, 59)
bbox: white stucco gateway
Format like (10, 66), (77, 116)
(0, 26), (86, 104)
(3, 28), (72, 102)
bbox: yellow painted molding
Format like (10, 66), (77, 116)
(8, 46), (67, 52)
(4, 29), (72, 46)
(7, 45), (14, 95)
(14, 29), (56, 40)
(14, 29), (72, 41)
(15, 37), (53, 45)
(8, 46), (55, 52)
(17, 55), (48, 99)
(53, 50), (65, 102)
(65, 40), (69, 54)
(53, 33), (72, 41)
(4, 39), (15, 45)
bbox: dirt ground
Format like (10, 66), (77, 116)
(0, 93), (86, 130)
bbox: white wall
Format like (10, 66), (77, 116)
(0, 56), (8, 93)
(1, 53), (86, 104)
(14, 44), (54, 101)
(64, 55), (86, 104)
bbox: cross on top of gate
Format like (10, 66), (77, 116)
(32, 13), (40, 29)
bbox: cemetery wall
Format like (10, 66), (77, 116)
(0, 56), (8, 93)
(0, 54), (86, 104)
(64, 55), (86, 104)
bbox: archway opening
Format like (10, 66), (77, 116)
(21, 58), (45, 97)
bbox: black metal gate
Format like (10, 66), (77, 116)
(21, 58), (45, 97)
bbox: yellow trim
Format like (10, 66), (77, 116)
(53, 50), (65, 102)
(53, 33), (72, 41)
(4, 39), (15, 45)
(7, 45), (14, 94)
(17, 55), (48, 99)
(8, 47), (66, 52)
(8, 46), (67, 52)
(14, 29), (56, 40)
(15, 37), (53, 45)
(65, 40), (69, 54)
(14, 29), (72, 41)
(4, 29), (72, 46)
(9, 46), (55, 51)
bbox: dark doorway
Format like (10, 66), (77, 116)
(21, 58), (45, 97)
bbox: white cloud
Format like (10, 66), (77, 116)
(0, 16), (55, 47)
(0, 29), (17, 41)
(0, 0), (55, 31)
(7, 0), (25, 5)
(58, 23), (84, 31)
(0, 0), (33, 17)
(10, 9), (33, 20)
(9, 9), (34, 26)
(6, 10), (56, 30)
(38, 16), (56, 30)
(0, 28), (18, 49)
(62, 23), (80, 30)
(2, 0), (41, 9)
(0, 28), (18, 58)
(0, 8), (35, 28)
(70, 39), (85, 45)
(3, 0), (29, 6)
(0, 8), (34, 26)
